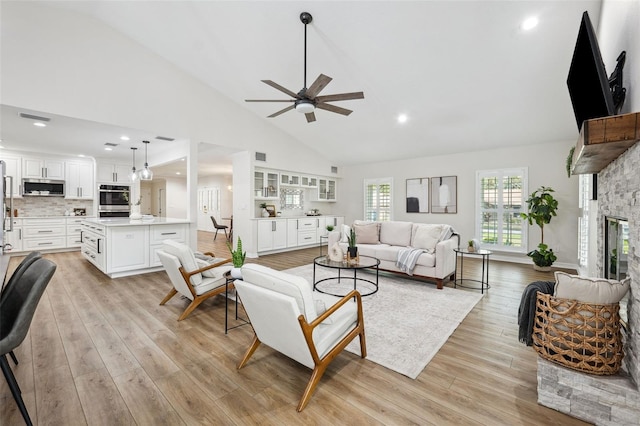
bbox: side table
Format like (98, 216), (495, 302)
(319, 235), (329, 256)
(454, 248), (492, 294)
(224, 272), (250, 334)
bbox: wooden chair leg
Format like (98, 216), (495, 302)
(177, 296), (205, 321)
(297, 362), (329, 412)
(237, 335), (261, 369)
(159, 288), (178, 306)
(358, 330), (367, 358)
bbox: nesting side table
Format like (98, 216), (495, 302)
(454, 248), (492, 294)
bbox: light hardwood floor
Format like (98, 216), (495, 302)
(0, 231), (590, 425)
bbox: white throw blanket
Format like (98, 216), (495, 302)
(396, 247), (425, 275)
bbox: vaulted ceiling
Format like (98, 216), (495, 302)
(2, 1), (604, 172)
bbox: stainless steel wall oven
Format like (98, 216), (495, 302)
(98, 184), (130, 218)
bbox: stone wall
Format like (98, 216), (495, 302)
(536, 142), (640, 425)
(598, 142), (640, 384)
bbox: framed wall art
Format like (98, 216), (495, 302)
(406, 178), (429, 213)
(430, 176), (457, 213)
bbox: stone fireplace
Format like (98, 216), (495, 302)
(537, 142), (640, 424)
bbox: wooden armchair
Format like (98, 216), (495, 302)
(234, 264), (366, 411)
(157, 240), (232, 321)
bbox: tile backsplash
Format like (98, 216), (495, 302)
(11, 198), (94, 217)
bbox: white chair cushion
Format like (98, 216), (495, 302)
(241, 264), (318, 321)
(193, 274), (227, 295)
(379, 221), (413, 247)
(163, 240), (202, 285)
(554, 271), (631, 304)
(314, 296), (358, 358)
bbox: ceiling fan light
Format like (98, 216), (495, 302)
(295, 100), (315, 114)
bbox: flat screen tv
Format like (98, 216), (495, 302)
(567, 11), (615, 130)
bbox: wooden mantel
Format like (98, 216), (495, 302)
(571, 111), (640, 175)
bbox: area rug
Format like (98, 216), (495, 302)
(284, 264), (483, 379)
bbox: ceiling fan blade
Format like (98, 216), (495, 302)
(305, 112), (316, 123)
(316, 102), (353, 116)
(315, 91), (365, 102)
(261, 80), (300, 99)
(305, 74), (332, 98)
(268, 104), (295, 118)
(245, 99), (295, 102)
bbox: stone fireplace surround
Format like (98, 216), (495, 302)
(537, 142), (640, 424)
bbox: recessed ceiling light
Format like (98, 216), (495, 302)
(33, 122), (47, 127)
(104, 147), (113, 151)
(176, 172), (181, 175)
(522, 16), (539, 31)
(397, 114), (408, 124)
(78, 154), (85, 157)
(120, 135), (130, 141)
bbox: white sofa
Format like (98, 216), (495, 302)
(327, 221), (458, 289)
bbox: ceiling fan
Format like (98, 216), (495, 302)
(245, 12), (364, 123)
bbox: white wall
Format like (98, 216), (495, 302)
(164, 177), (187, 219)
(338, 140), (579, 267)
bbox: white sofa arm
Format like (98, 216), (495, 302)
(434, 237), (457, 279)
(328, 231), (341, 248)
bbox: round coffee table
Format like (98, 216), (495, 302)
(313, 255), (380, 297)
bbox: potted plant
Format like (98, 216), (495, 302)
(259, 202), (269, 217)
(347, 228), (358, 260)
(467, 240), (476, 252)
(520, 186), (559, 271)
(226, 237), (246, 279)
(326, 225), (334, 232)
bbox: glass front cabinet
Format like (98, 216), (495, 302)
(317, 178), (337, 202)
(254, 170), (279, 199)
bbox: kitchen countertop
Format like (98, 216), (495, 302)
(253, 215), (342, 220)
(82, 217), (191, 227)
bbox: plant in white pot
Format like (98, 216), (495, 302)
(259, 202), (270, 218)
(520, 186), (559, 271)
(226, 237), (246, 279)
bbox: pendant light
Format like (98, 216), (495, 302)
(129, 147), (138, 182)
(138, 140), (153, 181)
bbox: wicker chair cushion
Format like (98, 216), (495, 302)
(553, 271), (630, 304)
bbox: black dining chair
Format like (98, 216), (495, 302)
(1, 252), (42, 366)
(211, 216), (229, 241)
(0, 257), (57, 426)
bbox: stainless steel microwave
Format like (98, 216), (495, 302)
(22, 178), (65, 196)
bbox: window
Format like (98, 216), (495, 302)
(364, 178), (393, 222)
(476, 168), (527, 252)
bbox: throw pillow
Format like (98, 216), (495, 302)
(554, 271), (630, 304)
(379, 221), (412, 246)
(411, 224), (443, 253)
(340, 224), (351, 243)
(195, 257), (229, 278)
(353, 222), (380, 244)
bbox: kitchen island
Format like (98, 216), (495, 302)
(81, 217), (190, 278)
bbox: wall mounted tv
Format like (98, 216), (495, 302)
(567, 11), (615, 131)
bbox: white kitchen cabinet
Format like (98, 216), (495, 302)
(2, 153), (22, 197)
(81, 219), (189, 277)
(66, 160), (95, 199)
(280, 173), (300, 186)
(81, 222), (105, 271)
(22, 218), (67, 251)
(316, 179), (337, 202)
(257, 219), (287, 251)
(22, 157), (65, 179)
(254, 170), (279, 199)
(107, 226), (150, 273)
(66, 216), (90, 248)
(3, 218), (23, 252)
(300, 176), (318, 188)
(97, 162), (131, 183)
(286, 219), (298, 247)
